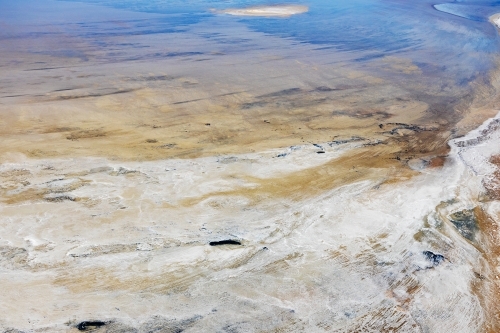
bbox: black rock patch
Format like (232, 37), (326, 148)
(423, 250), (445, 266)
(77, 321), (106, 331)
(209, 240), (241, 246)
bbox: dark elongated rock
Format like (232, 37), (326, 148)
(209, 240), (241, 246)
(77, 321), (106, 331)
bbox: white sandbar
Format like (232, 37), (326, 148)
(489, 13), (500, 29)
(219, 5), (308, 17)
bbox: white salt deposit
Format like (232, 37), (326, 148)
(1, 112), (500, 331)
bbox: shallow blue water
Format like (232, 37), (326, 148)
(2, 0), (500, 102)
(49, 0), (500, 87)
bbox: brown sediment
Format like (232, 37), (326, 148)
(180, 145), (415, 206)
(0, 78), (480, 208)
(484, 155), (500, 200)
(65, 128), (109, 141)
(0, 79), (457, 167)
(427, 156), (447, 168)
(476, 155), (500, 333)
(471, 207), (500, 333)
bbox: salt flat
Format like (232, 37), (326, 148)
(2, 1), (500, 332)
(1, 112), (500, 331)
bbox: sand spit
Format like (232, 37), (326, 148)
(1, 112), (500, 332)
(218, 5), (308, 17)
